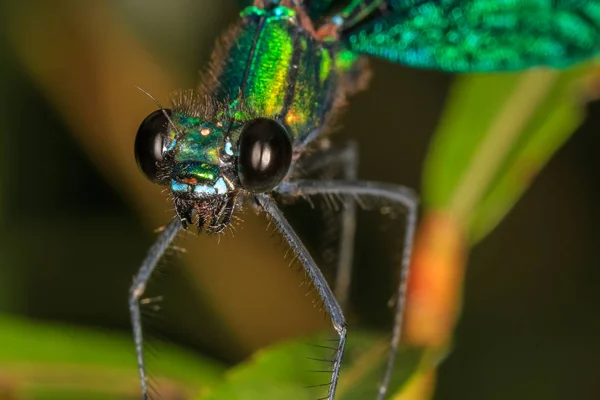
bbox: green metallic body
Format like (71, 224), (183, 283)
(210, 5), (343, 145)
(167, 5), (353, 195)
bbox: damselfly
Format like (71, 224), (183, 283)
(131, 1), (600, 399)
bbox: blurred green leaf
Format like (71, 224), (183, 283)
(199, 331), (425, 400)
(0, 314), (224, 398)
(423, 64), (593, 242)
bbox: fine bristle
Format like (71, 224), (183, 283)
(198, 22), (243, 96)
(169, 89), (261, 123)
(169, 89), (220, 119)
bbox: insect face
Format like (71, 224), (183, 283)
(135, 109), (237, 232)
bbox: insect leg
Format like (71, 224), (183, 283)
(256, 194), (346, 400)
(276, 180), (418, 400)
(292, 142), (358, 309)
(129, 218), (182, 400)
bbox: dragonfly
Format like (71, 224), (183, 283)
(131, 0), (600, 399)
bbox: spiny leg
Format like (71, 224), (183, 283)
(257, 194), (346, 400)
(276, 180), (418, 400)
(129, 218), (182, 400)
(293, 142), (358, 309)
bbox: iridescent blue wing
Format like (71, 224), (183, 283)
(237, 0), (336, 19)
(338, 0), (600, 71)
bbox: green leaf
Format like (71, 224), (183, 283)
(0, 314), (224, 398)
(423, 64), (593, 243)
(199, 331), (425, 400)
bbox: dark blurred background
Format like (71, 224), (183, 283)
(1, 1), (600, 399)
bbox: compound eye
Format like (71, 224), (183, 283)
(237, 118), (292, 192)
(134, 109), (171, 183)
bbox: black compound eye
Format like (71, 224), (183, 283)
(134, 109), (172, 183)
(237, 118), (292, 192)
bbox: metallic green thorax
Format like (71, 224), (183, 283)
(210, 5), (347, 145)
